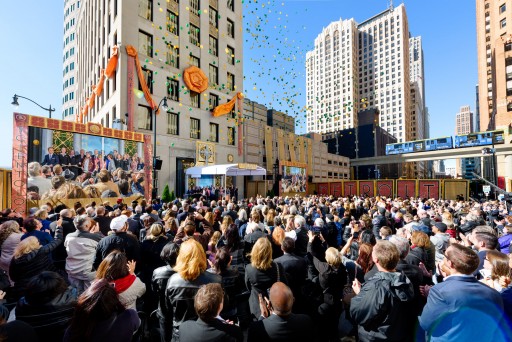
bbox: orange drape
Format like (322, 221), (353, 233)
(94, 70), (106, 96)
(212, 92), (244, 117)
(104, 46), (119, 78)
(87, 93), (96, 109)
(125, 45), (158, 113)
(183, 66), (209, 93)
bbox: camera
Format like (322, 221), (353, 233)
(352, 232), (360, 239)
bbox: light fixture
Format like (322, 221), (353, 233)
(161, 97), (169, 112)
(11, 95), (19, 108)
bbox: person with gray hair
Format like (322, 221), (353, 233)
(222, 202), (237, 221)
(27, 162), (52, 195)
(389, 235), (427, 319)
(293, 215), (309, 257)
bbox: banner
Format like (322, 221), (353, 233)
(288, 133), (296, 162)
(277, 129), (286, 161)
(358, 181), (375, 197)
(396, 180), (416, 199)
(418, 180), (441, 199)
(265, 126), (273, 172)
(343, 181), (357, 197)
(330, 182), (342, 198)
(317, 183), (329, 195)
(12, 114), (29, 216)
(376, 180), (394, 197)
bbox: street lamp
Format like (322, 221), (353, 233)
(482, 147), (497, 198)
(152, 97), (169, 199)
(11, 94), (55, 118)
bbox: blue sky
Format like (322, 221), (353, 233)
(0, 0), (475, 168)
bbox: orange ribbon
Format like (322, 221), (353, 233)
(212, 92), (244, 117)
(126, 45), (158, 113)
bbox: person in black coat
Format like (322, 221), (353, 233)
(93, 215), (140, 270)
(245, 238), (287, 319)
(248, 282), (313, 342)
(58, 147), (72, 170)
(49, 209), (76, 270)
(152, 242), (179, 342)
(42, 147), (59, 167)
(180, 283), (243, 342)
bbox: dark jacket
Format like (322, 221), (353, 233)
(180, 318), (243, 342)
(166, 271), (222, 341)
(10, 227), (63, 298)
(93, 231), (140, 270)
(245, 262), (288, 318)
(274, 253), (307, 297)
(294, 226), (309, 257)
(372, 215), (388, 239)
(307, 242), (347, 301)
(350, 271), (414, 341)
(94, 215), (113, 236)
(16, 286), (78, 341)
(153, 265), (176, 317)
(51, 216), (76, 264)
(243, 230), (268, 261)
(247, 313), (314, 342)
(140, 237), (169, 284)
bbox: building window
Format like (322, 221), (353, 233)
(227, 19), (234, 38)
(227, 72), (235, 91)
(167, 11), (179, 36)
(209, 123), (219, 142)
(209, 64), (218, 85)
(138, 105), (152, 130)
(227, 0), (234, 11)
(167, 78), (179, 101)
(226, 45), (235, 65)
(209, 7), (218, 28)
(190, 0), (200, 13)
(166, 47), (179, 68)
(139, 68), (153, 93)
(190, 91), (200, 108)
(139, 30), (153, 56)
(189, 55), (200, 67)
(500, 3), (506, 13)
(501, 18), (507, 28)
(209, 35), (218, 56)
(139, 0), (152, 20)
(190, 24), (200, 46)
(168, 112), (179, 135)
(209, 93), (219, 110)
(228, 127), (235, 145)
(190, 118), (200, 139)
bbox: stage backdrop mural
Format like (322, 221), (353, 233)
(13, 113), (152, 216)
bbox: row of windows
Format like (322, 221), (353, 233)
(63, 47), (76, 62)
(137, 105), (236, 144)
(64, 18), (76, 34)
(63, 76), (75, 90)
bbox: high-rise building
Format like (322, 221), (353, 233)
(476, 0), (512, 130)
(455, 105), (478, 178)
(306, 4), (417, 144)
(475, 85), (481, 132)
(62, 0), (80, 120)
(76, 0), (243, 197)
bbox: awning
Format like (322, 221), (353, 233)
(185, 163), (267, 177)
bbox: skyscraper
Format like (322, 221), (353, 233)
(76, 0), (243, 196)
(306, 4), (419, 145)
(62, 0), (80, 120)
(476, 0), (512, 130)
(455, 105), (479, 179)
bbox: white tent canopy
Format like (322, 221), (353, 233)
(185, 163), (267, 177)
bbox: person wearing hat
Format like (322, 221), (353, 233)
(430, 222), (450, 263)
(93, 215), (140, 270)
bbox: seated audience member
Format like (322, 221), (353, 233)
(166, 239), (222, 341)
(10, 221), (64, 299)
(64, 279), (141, 341)
(95, 250), (145, 310)
(350, 240), (414, 342)
(16, 271), (78, 341)
(27, 162), (52, 195)
(248, 282), (313, 342)
(419, 244), (509, 341)
(93, 170), (120, 196)
(179, 283), (243, 342)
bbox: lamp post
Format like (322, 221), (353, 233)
(152, 97), (169, 200)
(482, 147), (497, 199)
(11, 94), (55, 118)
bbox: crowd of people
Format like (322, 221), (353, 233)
(0, 193), (510, 341)
(27, 146), (147, 201)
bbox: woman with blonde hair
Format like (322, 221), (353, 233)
(406, 230), (435, 273)
(245, 237), (287, 318)
(9, 220), (64, 299)
(166, 239), (221, 340)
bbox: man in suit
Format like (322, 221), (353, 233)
(58, 147), (71, 170)
(274, 237), (307, 311)
(248, 282), (313, 342)
(419, 244), (509, 341)
(42, 147), (59, 167)
(179, 283), (242, 342)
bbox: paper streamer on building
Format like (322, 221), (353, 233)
(278, 129), (286, 161)
(265, 126), (273, 172)
(288, 132), (296, 163)
(307, 139), (313, 175)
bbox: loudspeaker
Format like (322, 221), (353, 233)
(308, 176), (313, 183)
(153, 158), (163, 170)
